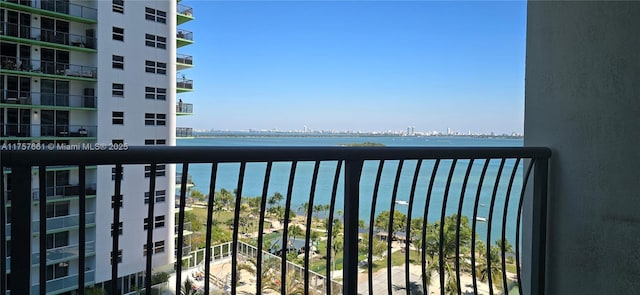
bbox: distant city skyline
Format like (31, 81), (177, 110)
(177, 1), (527, 134)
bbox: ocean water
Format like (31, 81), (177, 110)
(177, 136), (525, 244)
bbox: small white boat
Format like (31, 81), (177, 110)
(476, 217), (487, 222)
(395, 200), (409, 206)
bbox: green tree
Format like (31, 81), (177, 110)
(374, 210), (407, 240)
(289, 224), (304, 241)
(180, 278), (202, 295)
(190, 189), (205, 202)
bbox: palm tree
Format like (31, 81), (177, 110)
(180, 278), (202, 295)
(477, 243), (504, 291)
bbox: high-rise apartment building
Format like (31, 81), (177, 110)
(0, 0), (194, 293)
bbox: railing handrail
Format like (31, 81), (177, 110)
(1, 146), (552, 167)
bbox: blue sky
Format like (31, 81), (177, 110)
(176, 1), (527, 134)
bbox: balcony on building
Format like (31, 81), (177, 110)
(0, 124), (97, 139)
(0, 55), (97, 81)
(1, 90), (97, 109)
(0, 22), (97, 52)
(176, 53), (193, 70)
(176, 76), (193, 92)
(176, 101), (193, 115)
(177, 4), (194, 25)
(175, 127), (193, 138)
(176, 29), (193, 48)
(1, 0), (98, 24)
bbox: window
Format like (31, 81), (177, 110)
(145, 87), (167, 100)
(112, 55), (124, 69)
(112, 83), (124, 97)
(144, 139), (167, 145)
(144, 164), (166, 177)
(145, 7), (167, 23)
(112, 0), (124, 13)
(143, 241), (165, 256)
(111, 249), (123, 264)
(145, 60), (167, 75)
(46, 202), (69, 218)
(111, 167), (124, 180)
(46, 231), (69, 249)
(145, 190), (166, 204)
(111, 222), (123, 236)
(145, 34), (167, 49)
(155, 215), (165, 228)
(144, 113), (166, 126)
(112, 111), (124, 125)
(111, 194), (123, 209)
(112, 27), (124, 41)
(46, 261), (69, 280)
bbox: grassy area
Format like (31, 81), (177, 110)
(368, 250), (421, 273)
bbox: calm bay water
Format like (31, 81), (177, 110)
(177, 135), (524, 243)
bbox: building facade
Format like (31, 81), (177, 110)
(0, 0), (194, 293)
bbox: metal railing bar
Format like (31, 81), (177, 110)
(0, 163), (5, 295)
(421, 159), (441, 294)
(304, 161), (321, 294)
(111, 164), (123, 295)
(205, 162), (219, 295)
(387, 160), (405, 295)
(368, 160), (386, 295)
(39, 165), (47, 295)
(78, 165), (86, 295)
(144, 165), (157, 295)
(515, 159), (535, 295)
(1, 147), (552, 166)
(439, 159), (458, 295)
(175, 163), (189, 295)
(486, 159), (506, 295)
(344, 159), (363, 295)
(501, 158), (521, 293)
(531, 158), (549, 295)
(231, 162), (246, 294)
(405, 160), (423, 295)
(11, 165), (31, 294)
(326, 160), (343, 295)
(471, 159), (490, 295)
(455, 159), (475, 295)
(281, 161), (297, 295)
(256, 162), (272, 294)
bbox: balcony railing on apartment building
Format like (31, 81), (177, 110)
(0, 56), (97, 79)
(176, 102), (193, 114)
(2, 0), (98, 21)
(176, 29), (193, 41)
(176, 78), (193, 91)
(1, 90), (97, 108)
(0, 146), (551, 295)
(177, 3), (194, 25)
(0, 22), (96, 50)
(176, 127), (193, 137)
(176, 53), (193, 68)
(0, 124), (96, 138)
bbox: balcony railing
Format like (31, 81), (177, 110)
(0, 56), (97, 79)
(177, 4), (194, 17)
(32, 241), (96, 264)
(176, 127), (193, 137)
(0, 90), (96, 108)
(0, 124), (96, 138)
(3, 0), (98, 21)
(32, 212), (96, 233)
(0, 146), (550, 295)
(176, 77), (193, 90)
(30, 270), (96, 294)
(176, 102), (193, 114)
(176, 29), (193, 41)
(0, 22), (96, 49)
(176, 53), (193, 67)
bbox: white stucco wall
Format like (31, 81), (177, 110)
(524, 1), (640, 294)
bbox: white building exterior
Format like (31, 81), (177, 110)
(1, 0), (194, 293)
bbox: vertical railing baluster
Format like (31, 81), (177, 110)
(326, 160), (343, 295)
(439, 159), (457, 295)
(175, 163), (189, 295)
(531, 158), (549, 295)
(231, 162), (246, 295)
(368, 160), (385, 295)
(78, 165), (86, 295)
(344, 159), (363, 295)
(204, 162), (219, 295)
(304, 161), (321, 295)
(11, 165), (31, 294)
(486, 159), (506, 295)
(387, 160), (404, 295)
(39, 166), (47, 295)
(111, 164), (123, 295)
(281, 161), (297, 295)
(455, 159), (474, 295)
(256, 162), (272, 294)
(0, 163), (5, 295)
(405, 160), (423, 295)
(515, 159), (535, 295)
(144, 164), (157, 294)
(470, 159), (490, 295)
(501, 158), (521, 293)
(421, 159), (440, 294)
